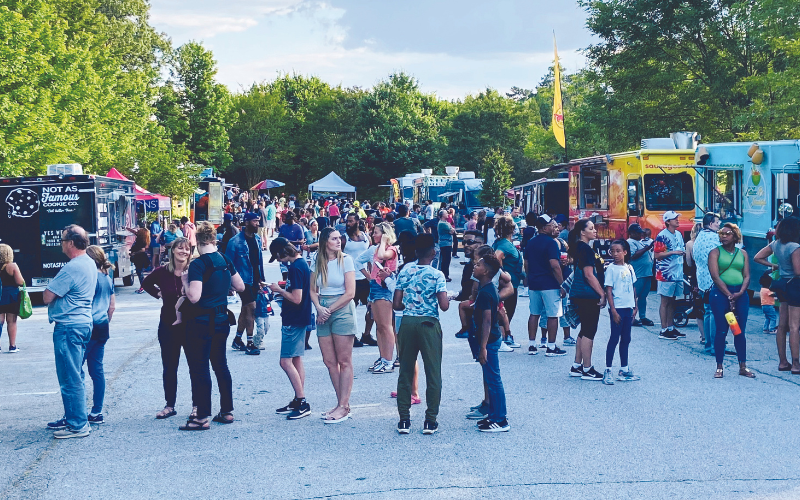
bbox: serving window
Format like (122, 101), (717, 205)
(580, 168), (608, 209)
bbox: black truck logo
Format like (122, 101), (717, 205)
(5, 188), (40, 218)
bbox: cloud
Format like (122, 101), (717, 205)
(150, 14), (259, 38)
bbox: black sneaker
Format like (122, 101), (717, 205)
(287, 402), (311, 420)
(476, 417), (490, 427)
(47, 417), (67, 430)
(231, 337), (247, 351)
(276, 399), (300, 415)
(658, 330), (679, 340)
(478, 419), (510, 432)
(527, 345), (538, 356)
(569, 365), (584, 377)
(397, 419), (411, 434)
(581, 367), (603, 380)
(545, 346), (567, 357)
(245, 343), (261, 355)
(361, 335), (378, 347)
(422, 420), (438, 435)
(671, 328), (686, 338)
(87, 413), (104, 424)
(353, 337), (364, 348)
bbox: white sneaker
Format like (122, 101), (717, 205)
(498, 341), (514, 352)
(519, 287), (529, 297)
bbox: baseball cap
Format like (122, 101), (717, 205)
(223, 213), (233, 221)
(243, 212), (259, 222)
(555, 214), (568, 225)
(628, 223), (643, 234)
(268, 237), (291, 263)
(662, 210), (680, 222)
(536, 214), (554, 228)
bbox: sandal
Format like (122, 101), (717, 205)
(739, 368), (756, 378)
(324, 406), (351, 424)
(178, 417), (210, 431)
(156, 406), (177, 419)
(778, 364), (792, 372)
(714, 368), (724, 379)
(188, 406), (198, 419)
(212, 412), (234, 424)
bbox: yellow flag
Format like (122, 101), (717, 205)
(552, 35), (566, 149)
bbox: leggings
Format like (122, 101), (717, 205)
(503, 288), (519, 321)
(573, 298), (601, 340)
(710, 284), (749, 364)
(606, 308), (633, 368)
(157, 321), (188, 408)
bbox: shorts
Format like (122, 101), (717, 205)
(528, 289), (563, 318)
(657, 280), (684, 297)
(538, 294), (570, 328)
(772, 278), (800, 307)
(238, 284), (259, 305)
(368, 280), (393, 302)
(266, 220), (276, 229)
(258, 227), (267, 238)
(0, 286), (20, 314)
(280, 325), (307, 358)
(354, 279), (370, 306)
(316, 295), (357, 337)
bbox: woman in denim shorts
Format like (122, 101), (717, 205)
(310, 227), (357, 424)
(367, 223), (399, 374)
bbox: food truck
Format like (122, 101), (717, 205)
(412, 168), (458, 208)
(512, 174), (569, 217)
(388, 173), (422, 206)
(194, 176), (225, 226)
(563, 133), (699, 254)
(694, 139), (800, 291)
(0, 164), (137, 291)
(438, 175), (485, 230)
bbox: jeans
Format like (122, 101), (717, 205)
(439, 246), (452, 279)
(763, 305), (778, 331)
(709, 285), (749, 364)
(633, 277), (652, 320)
(397, 316), (443, 422)
(481, 337), (507, 422)
(53, 323), (92, 430)
(606, 308), (633, 368)
(82, 338), (107, 414)
(704, 303), (717, 352)
(184, 316), (233, 419)
(158, 321), (188, 408)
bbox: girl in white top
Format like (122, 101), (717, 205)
(310, 227), (357, 424)
(603, 240), (640, 385)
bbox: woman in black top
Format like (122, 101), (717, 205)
(567, 219), (607, 381)
(180, 222), (245, 430)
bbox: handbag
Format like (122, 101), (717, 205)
(18, 284), (32, 319)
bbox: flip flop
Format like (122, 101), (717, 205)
(778, 365), (792, 372)
(323, 413), (350, 424)
(212, 412), (234, 424)
(714, 368), (723, 379)
(156, 407), (177, 420)
(739, 368), (756, 378)
(178, 418), (210, 431)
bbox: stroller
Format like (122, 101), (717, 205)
(672, 274), (702, 328)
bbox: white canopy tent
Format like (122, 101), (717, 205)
(308, 171), (356, 197)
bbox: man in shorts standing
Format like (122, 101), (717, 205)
(225, 212), (266, 354)
(265, 200), (277, 238)
(654, 211), (686, 340)
(258, 201), (269, 246)
(269, 238), (313, 419)
(524, 215), (566, 356)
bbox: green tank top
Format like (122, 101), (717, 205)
(717, 246), (744, 286)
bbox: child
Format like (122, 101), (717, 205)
(268, 237), (313, 420)
(604, 240), (641, 385)
(761, 287), (778, 334)
(251, 287), (272, 353)
(471, 252), (509, 432)
(393, 233), (449, 435)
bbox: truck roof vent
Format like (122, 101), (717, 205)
(458, 171), (476, 179)
(420, 169), (433, 176)
(47, 163), (83, 176)
(444, 166), (460, 176)
(641, 132), (699, 150)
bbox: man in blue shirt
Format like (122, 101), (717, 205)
(44, 225), (98, 439)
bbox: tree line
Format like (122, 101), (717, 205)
(1, 0), (799, 203)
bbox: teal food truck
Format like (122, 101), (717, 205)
(694, 140), (800, 292)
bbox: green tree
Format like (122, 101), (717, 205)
(479, 149), (513, 208)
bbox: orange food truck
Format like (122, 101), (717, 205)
(563, 133), (699, 253)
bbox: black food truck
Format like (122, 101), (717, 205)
(0, 170), (137, 292)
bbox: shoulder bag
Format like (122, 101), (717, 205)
(18, 284), (32, 319)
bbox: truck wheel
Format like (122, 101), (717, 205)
(122, 274), (134, 287)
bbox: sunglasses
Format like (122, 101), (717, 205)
(463, 239), (477, 245)
(718, 230), (733, 236)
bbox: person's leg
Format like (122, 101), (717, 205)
(789, 306), (800, 370)
(209, 324), (234, 414)
(618, 309), (633, 368)
(330, 333), (355, 418)
(396, 318), (420, 421)
(53, 324), (91, 430)
(318, 335), (340, 413)
(709, 289), (728, 366)
(665, 295), (676, 329)
(505, 289), (519, 323)
(635, 277), (651, 320)
(777, 303), (789, 368)
(417, 318), (443, 423)
(481, 339), (506, 422)
(6, 313), (17, 348)
(412, 361), (420, 399)
(578, 302), (600, 369)
(362, 306), (376, 341)
(528, 314), (540, 343)
(85, 338), (107, 415)
(440, 246), (452, 279)
(458, 300), (473, 333)
(279, 356), (306, 399)
(372, 299), (395, 362)
(606, 314), (621, 369)
(184, 321), (213, 419)
(157, 322), (181, 408)
(546, 317), (559, 344)
(659, 294), (670, 329)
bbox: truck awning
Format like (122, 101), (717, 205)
(692, 164), (743, 170)
(438, 191), (460, 198)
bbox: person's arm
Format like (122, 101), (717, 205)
(708, 248), (733, 298)
(737, 249), (750, 298)
(792, 247), (800, 276)
(107, 294), (116, 322)
(468, 280), (479, 302)
(437, 290), (449, 311)
(477, 307), (492, 365)
(43, 289), (58, 304)
(8, 263), (24, 286)
(495, 249), (505, 267)
(392, 289), (405, 311)
(186, 279), (202, 303)
(583, 265), (606, 307)
(631, 241), (653, 261)
(230, 272), (245, 292)
(375, 238), (395, 261)
(141, 268), (162, 299)
(754, 245), (777, 269)
(685, 240), (694, 267)
(498, 271), (513, 300)
(549, 258), (564, 285)
(606, 285), (620, 324)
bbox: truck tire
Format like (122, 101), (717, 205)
(122, 274), (134, 287)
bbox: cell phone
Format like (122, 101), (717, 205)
(374, 261), (384, 270)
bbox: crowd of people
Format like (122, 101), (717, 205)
(28, 193), (800, 438)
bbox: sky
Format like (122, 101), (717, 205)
(148, 0), (595, 100)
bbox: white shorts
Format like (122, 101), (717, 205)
(528, 289), (563, 318)
(265, 220), (276, 229)
(657, 280), (684, 297)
